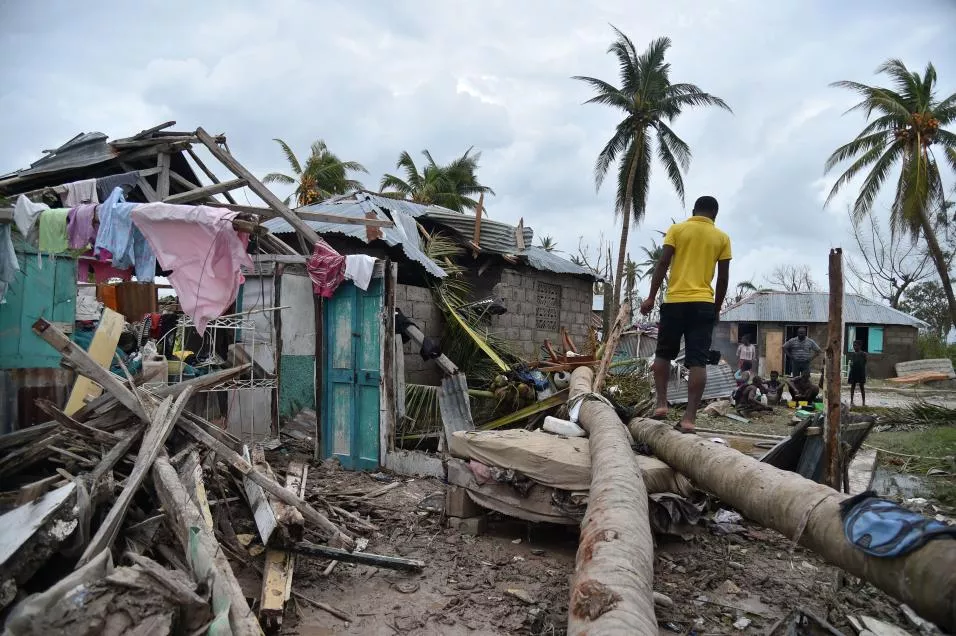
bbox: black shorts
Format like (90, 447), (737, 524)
(848, 370), (866, 385)
(655, 302), (716, 368)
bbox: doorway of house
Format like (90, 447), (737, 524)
(783, 324), (809, 375)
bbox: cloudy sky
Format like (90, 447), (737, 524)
(2, 1), (954, 295)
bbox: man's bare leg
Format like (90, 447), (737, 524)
(860, 384), (865, 407)
(850, 383), (856, 407)
(679, 366), (707, 431)
(652, 357), (670, 418)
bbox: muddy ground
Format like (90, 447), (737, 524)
(221, 453), (920, 636)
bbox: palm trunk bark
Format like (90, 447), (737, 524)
(628, 417), (956, 632)
(612, 131), (645, 317)
(567, 367), (657, 635)
(919, 213), (956, 329)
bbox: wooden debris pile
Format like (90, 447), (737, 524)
(0, 319), (422, 635)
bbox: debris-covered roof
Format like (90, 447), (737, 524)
(263, 192), (598, 280)
(720, 291), (928, 328)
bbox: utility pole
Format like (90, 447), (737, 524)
(825, 248), (844, 490)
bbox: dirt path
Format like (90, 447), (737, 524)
(221, 458), (916, 635)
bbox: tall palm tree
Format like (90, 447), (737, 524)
(574, 27), (731, 315)
(826, 59), (956, 325)
(623, 257), (638, 307)
(637, 239), (667, 306)
(379, 148), (494, 213)
(264, 139), (367, 206)
(538, 236), (558, 252)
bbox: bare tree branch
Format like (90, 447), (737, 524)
(765, 264), (817, 292)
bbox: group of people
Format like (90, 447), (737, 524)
(640, 195), (869, 434)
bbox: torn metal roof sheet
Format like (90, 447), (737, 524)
(721, 291), (927, 328)
(9, 132), (116, 178)
(262, 196), (447, 278)
(667, 362), (736, 405)
(521, 245), (596, 277)
(423, 208), (533, 253)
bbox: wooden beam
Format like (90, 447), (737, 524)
(243, 445), (279, 546)
(195, 127), (322, 245)
(162, 178), (247, 204)
(186, 146), (238, 205)
(156, 152), (171, 200)
(515, 217), (526, 250)
(152, 453), (263, 635)
(111, 135), (198, 149)
(259, 460), (308, 627)
(291, 541), (424, 572)
(64, 307), (124, 415)
(175, 415), (355, 549)
(33, 318), (149, 421)
(34, 399), (121, 444)
(168, 170), (200, 191)
(178, 450), (214, 530)
(593, 302), (631, 393)
(404, 324), (458, 376)
(90, 426), (143, 483)
(825, 248), (844, 491)
(77, 388), (194, 567)
(203, 201), (394, 228)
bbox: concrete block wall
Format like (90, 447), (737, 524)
(490, 268), (593, 359)
(395, 283), (445, 385)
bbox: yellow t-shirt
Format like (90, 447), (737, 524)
(662, 215), (732, 303)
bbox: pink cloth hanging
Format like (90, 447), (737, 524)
(307, 241), (345, 298)
(131, 203), (252, 335)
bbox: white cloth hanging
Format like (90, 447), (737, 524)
(13, 194), (48, 237)
(60, 179), (99, 206)
(344, 254), (376, 291)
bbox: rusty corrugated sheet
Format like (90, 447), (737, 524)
(0, 368), (74, 434)
(666, 362), (736, 405)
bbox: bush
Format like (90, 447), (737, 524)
(916, 333), (956, 368)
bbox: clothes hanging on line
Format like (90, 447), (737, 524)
(13, 195), (48, 239)
(131, 203), (252, 335)
(67, 204), (97, 250)
(95, 187), (156, 282)
(0, 224), (19, 304)
(307, 241), (345, 298)
(95, 171), (139, 201)
(60, 179), (99, 207)
(38, 209), (70, 254)
(344, 254), (376, 291)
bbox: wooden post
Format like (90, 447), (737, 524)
(593, 302), (631, 393)
(156, 151), (171, 200)
(826, 248), (843, 491)
(471, 193), (484, 257)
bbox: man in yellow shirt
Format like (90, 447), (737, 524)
(640, 195), (732, 433)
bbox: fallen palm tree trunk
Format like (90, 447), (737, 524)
(567, 366), (657, 636)
(628, 417), (956, 632)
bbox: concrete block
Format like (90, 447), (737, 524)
(445, 486), (483, 518)
(448, 515), (487, 535)
(519, 329), (534, 342)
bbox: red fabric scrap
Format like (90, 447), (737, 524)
(307, 241), (345, 298)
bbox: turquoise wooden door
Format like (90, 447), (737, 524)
(0, 252), (76, 369)
(323, 278), (383, 470)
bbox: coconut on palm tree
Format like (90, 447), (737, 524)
(574, 27), (731, 315)
(380, 148), (494, 213)
(826, 59), (956, 324)
(263, 138), (367, 207)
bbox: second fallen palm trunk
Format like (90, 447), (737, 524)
(567, 367), (657, 636)
(628, 417), (956, 632)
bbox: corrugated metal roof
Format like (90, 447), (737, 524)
(423, 208), (534, 253)
(667, 362), (737, 404)
(15, 132), (116, 177)
(521, 245), (595, 277)
(262, 196), (447, 278)
(721, 292), (927, 328)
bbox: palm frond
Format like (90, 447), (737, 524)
(593, 121), (634, 190)
(273, 138), (302, 176)
(846, 142), (904, 222)
(824, 132), (888, 173)
(656, 127), (685, 205)
(656, 121), (691, 170)
(263, 172), (296, 185)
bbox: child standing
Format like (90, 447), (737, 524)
(848, 340), (867, 407)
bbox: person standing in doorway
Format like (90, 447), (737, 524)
(782, 327), (821, 377)
(848, 339), (868, 407)
(736, 334), (756, 370)
(640, 195), (732, 434)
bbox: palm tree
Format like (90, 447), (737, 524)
(379, 148), (494, 213)
(825, 59), (956, 326)
(574, 27), (731, 315)
(263, 139), (367, 206)
(637, 239), (667, 306)
(623, 257), (638, 307)
(538, 236), (558, 252)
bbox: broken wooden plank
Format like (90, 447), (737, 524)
(0, 483), (77, 577)
(152, 453), (263, 635)
(77, 388), (194, 567)
(33, 318), (148, 421)
(15, 475), (61, 506)
(291, 541), (425, 572)
(259, 460), (309, 627)
(178, 449), (214, 530)
(35, 399), (121, 444)
(63, 308), (125, 415)
(177, 416), (354, 549)
(163, 177), (247, 204)
(592, 302), (630, 393)
(91, 426), (144, 483)
(243, 445), (279, 546)
(156, 151), (171, 200)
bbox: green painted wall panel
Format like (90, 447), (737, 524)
(278, 355), (315, 417)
